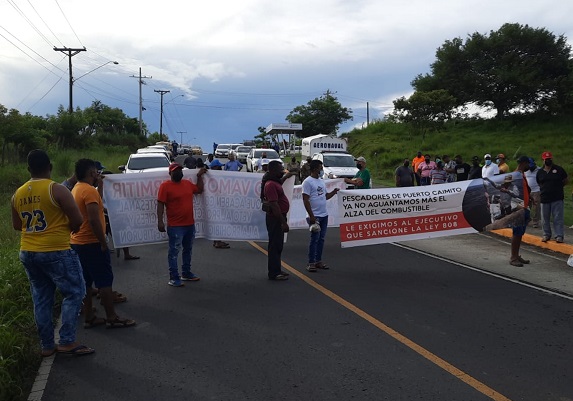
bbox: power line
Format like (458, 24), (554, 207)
(6, 0), (54, 47)
(27, 74), (65, 112)
(54, 0), (83, 46)
(26, 0), (63, 46)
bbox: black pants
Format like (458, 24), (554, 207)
(266, 213), (285, 278)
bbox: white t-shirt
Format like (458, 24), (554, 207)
(524, 167), (540, 192)
(482, 163), (499, 178)
(302, 177), (328, 218)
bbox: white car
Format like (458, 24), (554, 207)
(119, 153), (171, 173)
(311, 151), (360, 187)
(215, 144), (231, 158)
(233, 145), (254, 163)
(246, 148), (282, 172)
(137, 147), (172, 160)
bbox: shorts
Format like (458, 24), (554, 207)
(71, 243), (114, 288)
(512, 209), (530, 237)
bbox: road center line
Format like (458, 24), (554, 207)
(248, 240), (513, 401)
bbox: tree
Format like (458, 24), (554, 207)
(286, 90), (352, 137)
(390, 90), (458, 139)
(413, 23), (572, 118)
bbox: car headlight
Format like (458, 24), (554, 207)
(328, 173), (337, 179)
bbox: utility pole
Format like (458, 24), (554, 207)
(366, 102), (370, 127)
(53, 46), (87, 113)
(177, 131), (187, 145)
(130, 68), (152, 136)
(154, 89), (170, 140)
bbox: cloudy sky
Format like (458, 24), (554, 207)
(1, 0), (572, 152)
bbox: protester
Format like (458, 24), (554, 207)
(536, 151), (568, 243)
(497, 154), (509, 174)
(12, 150), (94, 356)
(205, 154), (214, 168)
(255, 153), (268, 172)
(453, 155), (471, 181)
(417, 154), (436, 186)
(256, 159), (270, 173)
(286, 156), (301, 184)
(509, 156), (532, 267)
(70, 159), (136, 329)
(157, 163), (207, 286)
(262, 161), (290, 280)
(302, 160), (339, 272)
(524, 157), (541, 228)
(395, 158), (415, 187)
(345, 156), (371, 189)
(300, 157), (312, 181)
(482, 154), (499, 178)
(430, 160), (448, 185)
(468, 156), (482, 179)
(412, 151), (425, 186)
(224, 152), (243, 171)
(171, 140), (178, 156)
(183, 154), (198, 169)
(442, 155), (456, 182)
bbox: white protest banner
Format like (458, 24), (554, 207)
(338, 173), (529, 247)
(103, 170), (295, 248)
(288, 179), (346, 229)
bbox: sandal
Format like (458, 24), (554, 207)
(315, 262), (329, 270)
(57, 344), (95, 356)
(106, 316), (136, 329)
(124, 255), (140, 260)
(269, 274), (289, 281)
(306, 264), (317, 272)
(213, 241), (230, 249)
(84, 315), (106, 329)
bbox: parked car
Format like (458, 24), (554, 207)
(233, 145), (254, 163)
(119, 153), (171, 173)
(246, 148), (282, 172)
(178, 145), (191, 155)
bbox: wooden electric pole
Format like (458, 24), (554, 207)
(130, 68), (152, 136)
(53, 46), (86, 113)
(154, 89), (170, 139)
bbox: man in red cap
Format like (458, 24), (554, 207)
(157, 162), (207, 286)
(496, 154), (509, 174)
(536, 151), (569, 243)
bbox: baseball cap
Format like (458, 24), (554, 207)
(168, 162), (183, 173)
(497, 153), (505, 159)
(94, 161), (106, 171)
(541, 151), (553, 160)
(484, 154), (491, 159)
(517, 155), (530, 164)
(355, 156), (366, 163)
(471, 156), (479, 162)
(210, 159), (224, 168)
(503, 174), (513, 183)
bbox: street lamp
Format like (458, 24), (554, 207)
(74, 61), (119, 82)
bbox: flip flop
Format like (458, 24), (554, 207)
(57, 345), (95, 356)
(124, 255), (140, 260)
(84, 316), (106, 329)
(106, 316), (136, 329)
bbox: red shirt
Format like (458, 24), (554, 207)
(264, 180), (289, 214)
(157, 179), (199, 226)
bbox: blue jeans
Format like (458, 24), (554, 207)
(307, 216), (328, 264)
(167, 225), (196, 279)
(19, 250), (85, 350)
(541, 200), (564, 239)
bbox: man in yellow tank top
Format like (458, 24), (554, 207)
(11, 150), (94, 356)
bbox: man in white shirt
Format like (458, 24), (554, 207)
(524, 157), (541, 228)
(302, 160), (339, 272)
(482, 153), (499, 178)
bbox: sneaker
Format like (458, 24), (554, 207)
(269, 274), (288, 281)
(168, 279), (184, 287)
(181, 274), (200, 281)
(556, 237), (564, 243)
(541, 236), (550, 243)
(518, 256), (530, 264)
(509, 259), (523, 267)
(306, 264), (317, 272)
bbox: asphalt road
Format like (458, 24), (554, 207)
(37, 228), (573, 401)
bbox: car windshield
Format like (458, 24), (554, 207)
(322, 154), (356, 167)
(217, 145), (230, 150)
(128, 156), (170, 170)
(254, 150), (279, 158)
(237, 146), (251, 152)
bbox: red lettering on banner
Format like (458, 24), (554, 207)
(340, 212), (471, 242)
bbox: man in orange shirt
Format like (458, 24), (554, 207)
(157, 163), (207, 287)
(12, 150), (94, 356)
(412, 151), (425, 186)
(71, 159), (136, 329)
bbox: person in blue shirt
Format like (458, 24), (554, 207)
(224, 153), (243, 171)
